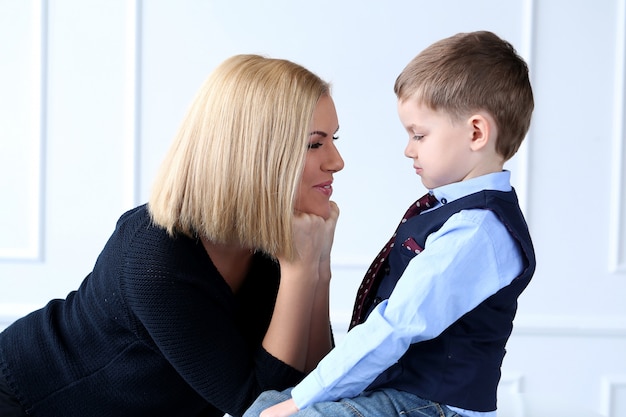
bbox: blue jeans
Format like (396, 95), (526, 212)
(243, 388), (461, 417)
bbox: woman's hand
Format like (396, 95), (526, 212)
(259, 399), (299, 417)
(318, 201), (339, 269)
(280, 201), (339, 270)
(286, 210), (327, 267)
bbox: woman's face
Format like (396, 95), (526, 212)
(294, 95), (344, 219)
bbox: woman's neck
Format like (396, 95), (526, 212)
(200, 238), (254, 294)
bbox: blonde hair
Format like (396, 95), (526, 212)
(149, 54), (330, 260)
(394, 31), (534, 161)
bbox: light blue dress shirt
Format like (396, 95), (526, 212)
(292, 171), (524, 417)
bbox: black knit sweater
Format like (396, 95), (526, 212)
(0, 205), (304, 417)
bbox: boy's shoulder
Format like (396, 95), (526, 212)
(432, 171), (514, 206)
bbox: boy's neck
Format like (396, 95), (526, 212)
(464, 161), (505, 182)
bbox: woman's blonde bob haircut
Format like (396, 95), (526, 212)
(149, 54), (330, 260)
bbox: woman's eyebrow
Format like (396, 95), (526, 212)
(309, 125), (340, 137)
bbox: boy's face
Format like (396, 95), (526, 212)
(398, 99), (480, 190)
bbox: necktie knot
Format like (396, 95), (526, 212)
(404, 192), (438, 219)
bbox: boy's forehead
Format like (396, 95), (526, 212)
(397, 98), (437, 119)
(398, 95), (435, 112)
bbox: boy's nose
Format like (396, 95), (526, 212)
(404, 141), (416, 159)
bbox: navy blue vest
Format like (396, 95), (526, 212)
(360, 189), (535, 412)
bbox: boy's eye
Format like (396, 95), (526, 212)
(412, 134), (424, 141)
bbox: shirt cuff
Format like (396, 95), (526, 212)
(290, 372), (324, 409)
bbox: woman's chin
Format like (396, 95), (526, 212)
(296, 204), (330, 220)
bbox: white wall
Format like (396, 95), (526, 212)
(1, 1), (625, 416)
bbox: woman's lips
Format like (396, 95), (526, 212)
(314, 181), (333, 197)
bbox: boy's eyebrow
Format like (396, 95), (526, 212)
(309, 125), (340, 137)
(406, 123), (425, 131)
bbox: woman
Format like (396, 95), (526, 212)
(0, 54), (344, 417)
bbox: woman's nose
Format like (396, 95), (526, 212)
(325, 142), (344, 173)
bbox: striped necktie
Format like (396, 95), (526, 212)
(349, 192), (438, 329)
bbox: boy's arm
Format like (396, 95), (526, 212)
(290, 209), (523, 409)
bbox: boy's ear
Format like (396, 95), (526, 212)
(468, 113), (493, 151)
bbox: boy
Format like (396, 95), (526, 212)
(245, 30), (536, 417)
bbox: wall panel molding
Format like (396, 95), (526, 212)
(610, 0), (626, 274)
(330, 306), (626, 339)
(513, 0), (536, 216)
(123, 0), (142, 208)
(333, 261), (626, 338)
(601, 375), (626, 417)
(0, 0), (47, 261)
(0, 303), (42, 332)
(511, 314), (626, 338)
(497, 373), (526, 417)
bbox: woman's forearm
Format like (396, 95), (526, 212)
(304, 263), (333, 371)
(262, 261), (319, 372)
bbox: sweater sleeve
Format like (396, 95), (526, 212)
(119, 218), (303, 416)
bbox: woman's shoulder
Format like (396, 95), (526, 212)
(114, 203), (150, 230)
(112, 204), (173, 249)
(98, 204), (190, 275)
(103, 205), (220, 301)
(111, 204), (202, 265)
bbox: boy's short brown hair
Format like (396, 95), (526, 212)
(394, 31), (534, 161)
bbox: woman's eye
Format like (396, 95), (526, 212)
(308, 142), (323, 149)
(332, 134), (339, 140)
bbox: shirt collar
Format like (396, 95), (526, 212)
(430, 171), (512, 206)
